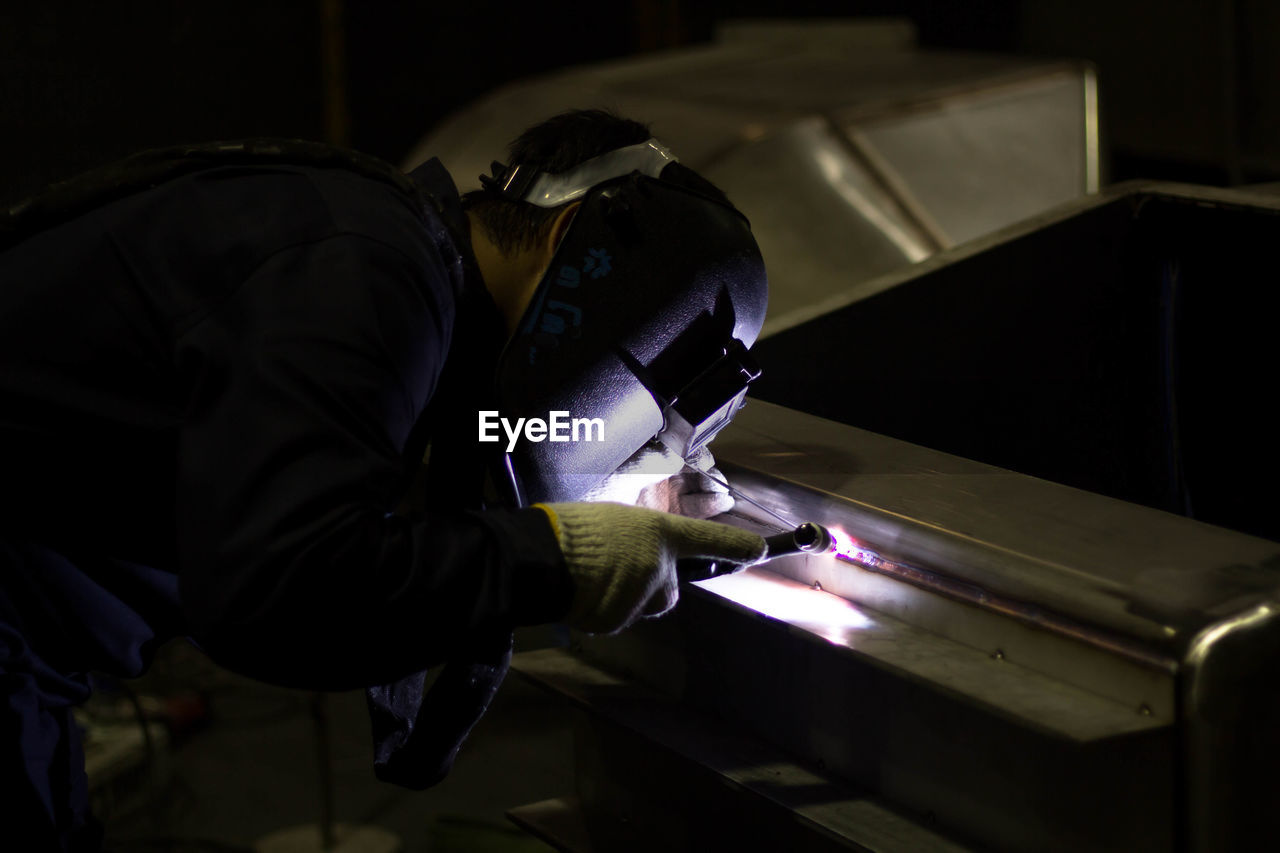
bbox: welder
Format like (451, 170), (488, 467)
(0, 110), (769, 850)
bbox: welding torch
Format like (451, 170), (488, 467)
(675, 458), (835, 576)
(763, 522), (835, 560)
(678, 521), (836, 582)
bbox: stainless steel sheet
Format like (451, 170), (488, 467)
(404, 22), (1095, 325)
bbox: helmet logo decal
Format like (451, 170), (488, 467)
(556, 265), (580, 287)
(555, 247), (613, 288)
(541, 301), (581, 335)
(582, 248), (612, 278)
(527, 247), (615, 364)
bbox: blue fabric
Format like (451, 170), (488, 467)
(0, 544), (100, 851)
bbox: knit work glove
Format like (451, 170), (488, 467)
(536, 501), (767, 634)
(636, 447), (733, 519)
(581, 442), (734, 519)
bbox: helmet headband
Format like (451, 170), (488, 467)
(479, 139), (677, 208)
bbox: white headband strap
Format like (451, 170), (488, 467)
(492, 138), (677, 208)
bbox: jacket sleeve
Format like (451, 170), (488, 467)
(174, 230), (572, 689)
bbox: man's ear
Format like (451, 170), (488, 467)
(543, 201), (582, 260)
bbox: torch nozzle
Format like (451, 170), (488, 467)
(763, 522), (835, 560)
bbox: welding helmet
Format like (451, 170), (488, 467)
(484, 139), (768, 505)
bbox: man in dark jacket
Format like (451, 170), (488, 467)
(0, 110), (767, 850)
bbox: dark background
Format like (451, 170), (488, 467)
(2, 0), (1278, 206)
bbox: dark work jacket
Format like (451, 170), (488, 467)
(0, 150), (572, 788)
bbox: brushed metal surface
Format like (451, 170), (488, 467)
(404, 22), (1094, 329)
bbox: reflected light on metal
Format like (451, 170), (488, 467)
(696, 568), (875, 639)
(812, 146), (931, 263)
(1084, 67), (1100, 192)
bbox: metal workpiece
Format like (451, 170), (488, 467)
(512, 647), (975, 853)
(405, 21), (1096, 323)
(695, 568), (1166, 744)
(566, 577), (1175, 853)
(832, 66), (1096, 246)
(695, 116), (937, 321)
(714, 401), (1279, 652)
(523, 397), (1277, 851)
(749, 182), (1280, 545)
(710, 400), (1280, 716)
(1181, 604), (1280, 850)
(697, 400), (1278, 850)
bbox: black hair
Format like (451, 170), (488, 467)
(461, 109), (652, 255)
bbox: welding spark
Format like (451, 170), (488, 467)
(828, 526), (883, 568)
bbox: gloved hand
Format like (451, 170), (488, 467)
(581, 442), (734, 519)
(536, 501), (766, 634)
(636, 446), (733, 519)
